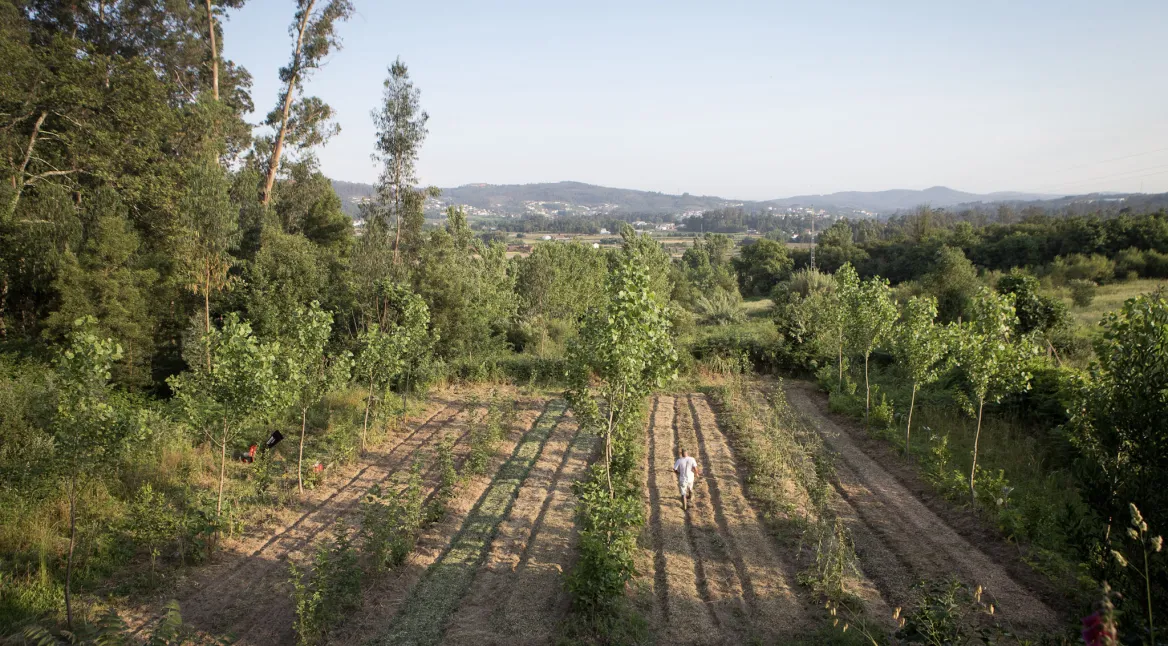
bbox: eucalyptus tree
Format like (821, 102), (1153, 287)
(845, 274), (898, 425)
(282, 301), (351, 494)
(370, 58), (430, 266)
(951, 287), (1035, 503)
(168, 314), (285, 518)
(566, 234), (677, 496)
(52, 317), (134, 627)
(891, 296), (946, 455)
(260, 0), (354, 206)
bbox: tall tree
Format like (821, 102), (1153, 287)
(370, 58), (430, 265)
(566, 227), (677, 496)
(202, 1), (248, 101)
(260, 0), (353, 207)
(891, 296), (946, 456)
(951, 287), (1035, 503)
(175, 157), (238, 370)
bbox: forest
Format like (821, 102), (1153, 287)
(1, 1), (1167, 645)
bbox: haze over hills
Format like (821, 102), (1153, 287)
(327, 179), (1100, 219)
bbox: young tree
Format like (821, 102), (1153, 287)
(566, 232), (677, 496)
(176, 157), (239, 371)
(283, 301), (351, 495)
(845, 275), (898, 425)
(52, 317), (133, 627)
(168, 314), (284, 518)
(355, 283), (430, 449)
(260, 0), (354, 206)
(816, 263), (859, 391)
(370, 58), (430, 266)
(951, 288), (1035, 503)
(891, 296), (946, 455)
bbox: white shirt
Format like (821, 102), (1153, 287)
(674, 456), (698, 481)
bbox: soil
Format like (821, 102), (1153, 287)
(783, 381), (1063, 634)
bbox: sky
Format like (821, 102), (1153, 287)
(223, 0), (1168, 201)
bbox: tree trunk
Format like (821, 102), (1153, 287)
(260, 0), (314, 207)
(837, 338), (843, 391)
(203, 276), (212, 372)
(205, 0), (218, 101)
(64, 474), (77, 628)
(864, 352), (871, 427)
(362, 372), (374, 451)
(217, 421), (228, 517)
(969, 398), (984, 504)
(905, 382), (917, 457)
(7, 111), (47, 218)
(604, 404), (615, 497)
(391, 164), (403, 264)
(298, 407), (307, 495)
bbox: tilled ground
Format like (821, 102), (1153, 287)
(644, 393), (813, 645)
(783, 381), (1062, 635)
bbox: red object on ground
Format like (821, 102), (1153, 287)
(312, 462), (324, 473)
(241, 444), (258, 464)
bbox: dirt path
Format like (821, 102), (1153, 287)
(125, 395), (473, 642)
(783, 382), (1061, 634)
(644, 393), (810, 644)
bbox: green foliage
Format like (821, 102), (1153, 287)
(950, 288), (1036, 501)
(996, 269), (1069, 336)
(566, 230), (675, 616)
(167, 313), (285, 518)
(1068, 278), (1098, 307)
(291, 521), (362, 646)
(465, 396), (511, 477)
(892, 296), (947, 452)
(428, 432), (458, 522)
(894, 579), (1011, 645)
(514, 240), (606, 353)
(921, 245), (980, 323)
(360, 461), (425, 574)
(1069, 293), (1168, 626)
(844, 274), (898, 423)
(692, 289), (744, 326)
(732, 237), (793, 296)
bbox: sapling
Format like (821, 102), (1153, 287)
(891, 296), (946, 456)
(845, 275), (898, 426)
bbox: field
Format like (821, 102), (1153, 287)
(1054, 277), (1168, 329)
(113, 379), (1068, 645)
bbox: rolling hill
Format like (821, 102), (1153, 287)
(327, 179), (1067, 218)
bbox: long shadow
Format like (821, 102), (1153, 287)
(645, 396), (671, 623)
(673, 397), (721, 630)
(371, 399), (566, 646)
(131, 402), (462, 638)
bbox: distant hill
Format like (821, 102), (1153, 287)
(758, 186), (1055, 212)
(325, 179), (1073, 219)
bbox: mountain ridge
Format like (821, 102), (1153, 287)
(327, 179), (1073, 218)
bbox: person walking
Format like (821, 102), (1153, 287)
(673, 448), (700, 510)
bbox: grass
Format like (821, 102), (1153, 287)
(1051, 278), (1167, 330)
(371, 400), (566, 646)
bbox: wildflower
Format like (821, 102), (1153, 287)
(1128, 528), (1139, 540)
(1081, 610), (1117, 646)
(1129, 503), (1143, 526)
(1152, 535), (1163, 553)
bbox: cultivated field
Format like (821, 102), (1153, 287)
(122, 382), (1063, 645)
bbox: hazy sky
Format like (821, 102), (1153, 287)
(223, 1), (1168, 200)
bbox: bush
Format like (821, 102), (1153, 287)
(566, 467), (642, 614)
(291, 521), (362, 646)
(360, 462), (425, 573)
(1068, 279), (1097, 307)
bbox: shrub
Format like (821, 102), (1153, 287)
(1068, 279), (1098, 307)
(566, 467), (642, 614)
(291, 521), (362, 646)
